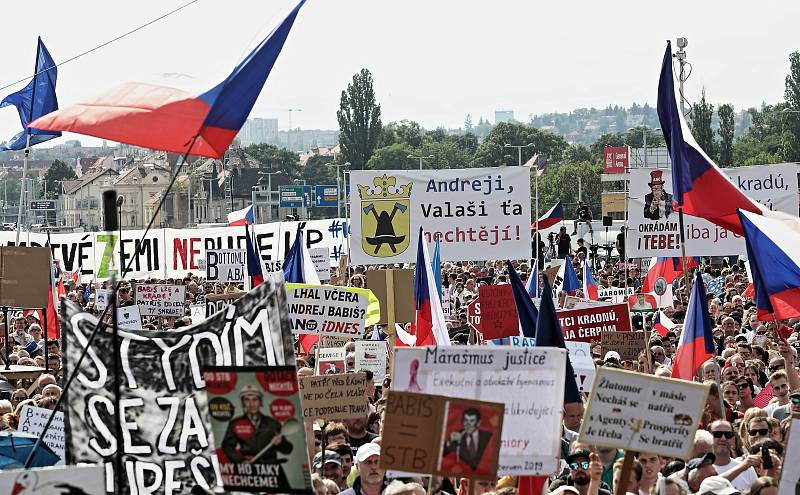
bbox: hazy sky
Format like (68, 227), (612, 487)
(0, 0), (796, 147)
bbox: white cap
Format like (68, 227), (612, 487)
(355, 442), (381, 463)
(698, 476), (737, 495)
(604, 350), (621, 362)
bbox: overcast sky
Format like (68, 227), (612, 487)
(0, 0), (796, 147)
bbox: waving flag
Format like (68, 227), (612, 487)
(536, 274), (581, 403)
(245, 226), (264, 288)
(738, 209), (800, 320)
(82, 277), (94, 304)
(227, 205), (255, 226)
(532, 201), (564, 230)
(507, 260), (538, 339)
(642, 256), (699, 308)
(431, 238), (442, 301)
(653, 310), (676, 337)
(284, 227), (322, 354)
(559, 256), (581, 295)
(0, 37), (61, 150)
(30, 1), (306, 158)
(672, 272), (715, 381)
(657, 41), (763, 235)
(526, 264), (539, 297)
(582, 261), (598, 300)
(411, 228), (450, 347)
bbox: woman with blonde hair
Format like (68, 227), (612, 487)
(748, 476), (778, 495)
(739, 408), (767, 451)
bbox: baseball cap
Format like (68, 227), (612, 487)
(312, 450), (342, 469)
(698, 476), (737, 495)
(684, 452), (715, 480)
(565, 448), (591, 464)
(355, 442), (381, 463)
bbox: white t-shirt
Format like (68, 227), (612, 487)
(713, 459), (757, 492)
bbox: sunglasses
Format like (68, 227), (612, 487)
(711, 431), (735, 439)
(569, 460), (590, 471)
(736, 382), (750, 390)
(749, 428), (769, 437)
(769, 364), (785, 372)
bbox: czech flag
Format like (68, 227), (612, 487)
(245, 226), (264, 288)
(738, 209), (800, 320)
(557, 256), (581, 295)
(657, 41), (763, 235)
(532, 201), (564, 230)
(228, 205), (255, 226)
(30, 1), (306, 159)
(582, 261), (598, 301)
(672, 273), (715, 381)
(283, 227), (322, 354)
(526, 264), (539, 297)
(507, 260), (538, 339)
(411, 228), (450, 347)
(653, 310), (676, 337)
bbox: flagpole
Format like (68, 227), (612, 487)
(16, 39), (43, 246)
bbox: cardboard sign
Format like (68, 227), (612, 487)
(205, 249), (246, 283)
(309, 248), (330, 281)
(203, 367), (311, 494)
(475, 285), (519, 340)
(355, 340), (388, 382)
(0, 465), (105, 494)
(299, 372), (369, 420)
(599, 287), (635, 303)
(382, 391), (504, 479)
(286, 285), (368, 338)
(314, 347), (346, 375)
(0, 247), (50, 308)
(95, 289), (112, 311)
(579, 367), (709, 459)
(779, 417), (800, 495)
(601, 331), (648, 362)
(205, 292), (245, 317)
(393, 347), (566, 475)
(558, 303), (631, 343)
(116, 305), (142, 329)
(134, 283), (186, 317)
(18, 405), (65, 464)
(366, 269), (415, 325)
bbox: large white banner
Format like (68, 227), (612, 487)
(349, 167), (532, 264)
(627, 163), (798, 257)
(0, 218), (350, 281)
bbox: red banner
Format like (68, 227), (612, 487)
(466, 286), (520, 340)
(604, 146), (629, 174)
(557, 303), (631, 342)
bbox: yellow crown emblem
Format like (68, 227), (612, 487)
(357, 174), (412, 200)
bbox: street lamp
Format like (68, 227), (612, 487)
(627, 126), (661, 168)
(407, 154), (434, 170)
(504, 143), (535, 167)
(326, 161), (350, 218)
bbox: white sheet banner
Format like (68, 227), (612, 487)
(349, 167), (532, 264)
(627, 163), (798, 257)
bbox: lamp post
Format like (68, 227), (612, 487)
(407, 154), (434, 170)
(326, 161), (350, 219)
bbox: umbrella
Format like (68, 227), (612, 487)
(0, 432), (59, 470)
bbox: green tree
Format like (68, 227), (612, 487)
(590, 133), (626, 157)
(43, 160), (77, 198)
(337, 68), (382, 169)
(464, 114), (473, 133)
(365, 143), (414, 170)
(689, 88), (715, 159)
(416, 140), (474, 169)
(378, 120), (422, 148)
(732, 104), (784, 166)
(563, 144), (594, 163)
(244, 143), (298, 178)
(783, 51), (800, 161)
(717, 103), (735, 166)
(0, 179), (20, 206)
(537, 161), (603, 220)
(472, 122), (567, 167)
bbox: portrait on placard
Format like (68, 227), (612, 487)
(438, 402), (502, 479)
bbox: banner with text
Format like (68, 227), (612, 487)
(206, 249), (246, 283)
(627, 163), (798, 257)
(349, 167), (531, 264)
(134, 283), (186, 317)
(285, 284), (368, 339)
(558, 303), (631, 343)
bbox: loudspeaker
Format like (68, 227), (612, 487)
(103, 190), (119, 232)
(602, 215), (613, 227)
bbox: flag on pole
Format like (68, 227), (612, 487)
(532, 201), (564, 230)
(738, 209), (800, 320)
(582, 261), (598, 300)
(411, 228), (450, 347)
(431, 238), (442, 302)
(653, 310), (676, 337)
(526, 264), (539, 298)
(227, 205), (255, 226)
(507, 260), (537, 339)
(0, 37), (61, 150)
(30, 1), (306, 158)
(672, 272), (715, 381)
(44, 234), (62, 339)
(283, 227), (321, 285)
(245, 225), (264, 288)
(559, 256), (581, 295)
(657, 41), (763, 235)
(536, 274), (581, 403)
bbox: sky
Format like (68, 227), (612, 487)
(0, 0), (797, 148)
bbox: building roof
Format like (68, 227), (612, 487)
(63, 168), (119, 195)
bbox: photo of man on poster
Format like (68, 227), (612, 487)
(441, 407), (494, 471)
(643, 170), (673, 220)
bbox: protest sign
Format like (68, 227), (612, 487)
(315, 347), (346, 375)
(0, 247), (50, 308)
(558, 303), (631, 343)
(355, 340), (388, 382)
(579, 367), (709, 459)
(603, 146), (628, 174)
(205, 292), (245, 318)
(190, 304), (205, 324)
(19, 405), (65, 464)
(203, 366), (311, 494)
(366, 269), (415, 326)
(598, 287), (635, 303)
(299, 372), (369, 420)
(393, 347), (566, 475)
(628, 293), (659, 313)
(779, 417), (800, 495)
(441, 290), (452, 319)
(382, 391), (504, 480)
(286, 284), (368, 338)
(63, 277), (294, 494)
(205, 249), (246, 283)
(0, 465), (105, 494)
(349, 167), (532, 264)
(601, 331), (648, 361)
(309, 248), (330, 281)
(95, 289), (112, 311)
(475, 285), (519, 340)
(563, 296), (613, 310)
(115, 305), (141, 329)
(627, 163), (799, 257)
(134, 283), (186, 317)
(566, 341), (596, 394)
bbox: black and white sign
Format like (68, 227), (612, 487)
(205, 249), (246, 283)
(134, 284), (186, 317)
